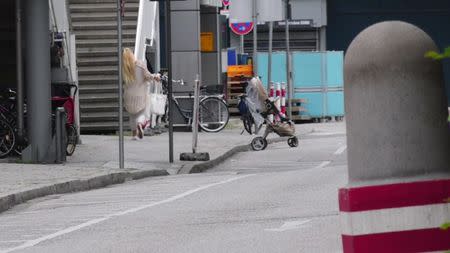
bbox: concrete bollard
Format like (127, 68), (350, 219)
(340, 21), (450, 252)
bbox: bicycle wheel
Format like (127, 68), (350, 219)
(13, 133), (28, 156)
(66, 124), (78, 156)
(198, 97), (229, 133)
(0, 119), (15, 158)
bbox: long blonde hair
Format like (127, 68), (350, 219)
(122, 48), (136, 85)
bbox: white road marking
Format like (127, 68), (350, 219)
(333, 145), (347, 155)
(314, 161), (331, 169)
(265, 219), (312, 232)
(309, 132), (345, 136)
(0, 175), (254, 253)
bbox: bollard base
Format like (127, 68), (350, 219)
(180, 152), (210, 161)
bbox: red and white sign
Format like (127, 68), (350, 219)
(229, 22), (254, 36)
(222, 0), (230, 6)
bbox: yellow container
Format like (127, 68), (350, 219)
(200, 32), (214, 52)
(227, 65), (253, 77)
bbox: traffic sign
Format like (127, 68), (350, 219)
(222, 0), (230, 6)
(230, 22), (254, 36)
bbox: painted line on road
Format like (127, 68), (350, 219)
(265, 219), (312, 232)
(309, 132), (345, 136)
(334, 145), (347, 155)
(0, 174), (254, 253)
(314, 161), (331, 170)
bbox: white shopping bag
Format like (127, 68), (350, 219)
(147, 80), (167, 117)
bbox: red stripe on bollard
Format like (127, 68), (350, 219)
(339, 179), (450, 212)
(342, 228), (450, 253)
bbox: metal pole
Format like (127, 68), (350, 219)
(285, 0), (293, 119)
(240, 35), (244, 54)
(268, 21), (273, 87)
(24, 0), (51, 162)
(252, 0), (257, 75)
(216, 7), (221, 85)
(165, 0), (174, 163)
(192, 75), (199, 154)
(16, 0), (24, 141)
(117, 0), (124, 169)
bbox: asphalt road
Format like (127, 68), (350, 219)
(0, 125), (348, 253)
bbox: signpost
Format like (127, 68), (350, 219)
(150, 0), (187, 163)
(117, 0), (125, 169)
(230, 22), (254, 54)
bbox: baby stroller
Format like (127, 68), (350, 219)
(243, 77), (298, 151)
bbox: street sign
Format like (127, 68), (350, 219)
(230, 22), (254, 36)
(258, 0), (283, 22)
(222, 0), (230, 6)
(229, 0), (284, 23)
(229, 0), (252, 23)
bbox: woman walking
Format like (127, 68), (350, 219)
(122, 48), (159, 140)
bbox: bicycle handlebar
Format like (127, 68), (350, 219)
(161, 75), (186, 86)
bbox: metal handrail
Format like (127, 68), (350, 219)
(65, 0), (73, 32)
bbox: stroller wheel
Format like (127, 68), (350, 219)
(251, 137), (267, 151)
(288, 136), (299, 148)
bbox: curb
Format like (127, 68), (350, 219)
(0, 169), (169, 214)
(182, 135), (299, 174)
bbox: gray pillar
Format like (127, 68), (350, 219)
(319, 26), (326, 51)
(24, 0), (51, 162)
(344, 21), (450, 182)
(16, 0), (24, 141)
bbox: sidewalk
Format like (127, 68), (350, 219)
(0, 120), (345, 213)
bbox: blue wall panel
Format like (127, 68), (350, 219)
(256, 52), (287, 87)
(295, 92), (324, 118)
(326, 91), (345, 116)
(326, 52), (344, 87)
(293, 52), (323, 88)
(258, 51), (345, 119)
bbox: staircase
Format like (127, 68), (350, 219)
(68, 0), (139, 133)
(0, 0), (16, 90)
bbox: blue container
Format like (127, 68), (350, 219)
(238, 53), (249, 65)
(257, 51), (344, 119)
(227, 48), (237, 66)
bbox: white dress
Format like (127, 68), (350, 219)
(124, 60), (155, 130)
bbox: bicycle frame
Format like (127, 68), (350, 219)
(169, 94), (227, 127)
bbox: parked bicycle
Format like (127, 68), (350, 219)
(0, 88), (23, 158)
(51, 83), (78, 156)
(0, 83), (78, 158)
(161, 75), (229, 133)
(0, 118), (15, 158)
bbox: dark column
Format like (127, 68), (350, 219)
(24, 0), (51, 162)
